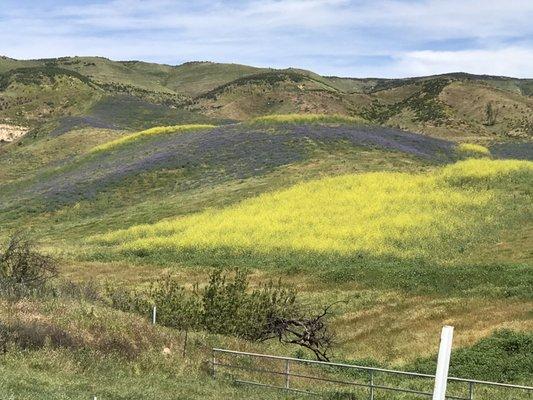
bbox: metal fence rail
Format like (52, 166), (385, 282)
(212, 348), (533, 399)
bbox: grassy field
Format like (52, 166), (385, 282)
(94, 158), (526, 261)
(0, 116), (532, 399)
(0, 287), (531, 399)
(0, 296), (297, 400)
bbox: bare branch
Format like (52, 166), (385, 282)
(259, 301), (343, 362)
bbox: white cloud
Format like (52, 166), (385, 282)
(0, 0), (532, 77)
(359, 0), (533, 40)
(392, 47), (533, 78)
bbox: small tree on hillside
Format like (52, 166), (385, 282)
(485, 102), (498, 126)
(0, 232), (57, 295)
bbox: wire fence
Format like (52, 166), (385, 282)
(212, 348), (533, 399)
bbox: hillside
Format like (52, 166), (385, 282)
(0, 56), (531, 141)
(0, 56), (532, 399)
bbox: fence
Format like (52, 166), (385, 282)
(212, 348), (533, 399)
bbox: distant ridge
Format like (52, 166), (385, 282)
(0, 55), (531, 140)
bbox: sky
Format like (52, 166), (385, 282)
(1, 0), (532, 78)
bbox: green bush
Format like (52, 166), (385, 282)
(201, 269), (298, 340)
(104, 268), (338, 360)
(409, 330), (533, 383)
(109, 269), (298, 340)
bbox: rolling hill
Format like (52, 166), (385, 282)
(1, 56), (532, 141)
(0, 56), (532, 399)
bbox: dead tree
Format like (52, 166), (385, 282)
(259, 302), (341, 362)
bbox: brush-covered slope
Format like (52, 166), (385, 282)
(1, 56), (531, 142)
(191, 71), (358, 120)
(0, 58), (230, 136)
(0, 66), (101, 127)
(363, 76), (533, 139)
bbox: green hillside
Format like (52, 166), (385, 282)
(94, 159), (531, 271)
(1, 119), (530, 346)
(0, 56), (532, 398)
(1, 56), (531, 141)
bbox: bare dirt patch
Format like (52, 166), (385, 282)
(0, 124), (28, 142)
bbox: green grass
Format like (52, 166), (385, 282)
(0, 141), (427, 241)
(0, 296), (294, 400)
(89, 124), (216, 153)
(1, 294), (530, 399)
(0, 128), (121, 183)
(1, 56), (533, 398)
(409, 329), (533, 382)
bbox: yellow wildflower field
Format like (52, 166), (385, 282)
(95, 159), (532, 264)
(90, 124), (216, 153)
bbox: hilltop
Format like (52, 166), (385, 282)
(0, 56), (531, 141)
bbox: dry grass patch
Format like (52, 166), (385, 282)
(0, 298), (177, 359)
(332, 293), (533, 364)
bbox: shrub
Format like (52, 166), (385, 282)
(0, 321), (8, 353)
(0, 320), (75, 351)
(201, 269), (298, 340)
(148, 276), (202, 332)
(108, 269), (334, 360)
(485, 101), (499, 126)
(109, 269), (297, 339)
(0, 232), (57, 296)
(409, 330), (533, 383)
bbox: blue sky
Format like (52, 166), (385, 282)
(1, 0), (532, 78)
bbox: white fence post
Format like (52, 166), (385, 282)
(432, 326), (454, 400)
(152, 305), (157, 325)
